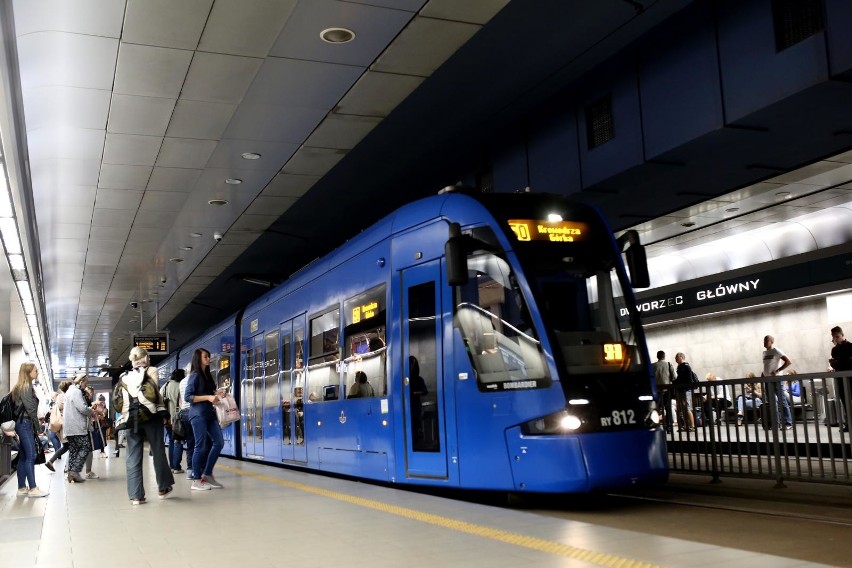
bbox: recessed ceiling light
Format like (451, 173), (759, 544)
(681, 221), (696, 228)
(180, 246), (193, 251)
(189, 232), (202, 238)
(241, 152), (261, 160)
(320, 27), (355, 43)
(225, 178), (242, 185)
(169, 257), (184, 263)
(208, 199), (229, 206)
(726, 207), (740, 213)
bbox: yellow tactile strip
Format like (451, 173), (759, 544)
(218, 464), (660, 568)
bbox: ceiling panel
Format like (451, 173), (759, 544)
(335, 71), (423, 117)
(263, 173), (321, 198)
(134, 209), (180, 229)
(206, 139), (299, 170)
(181, 52), (263, 104)
(23, 86), (111, 131)
(123, 0), (213, 50)
(421, 0), (510, 24)
(304, 113), (381, 149)
(107, 94), (177, 136)
(98, 164), (153, 190)
(103, 133), (164, 166)
(198, 0), (297, 58)
(243, 57), (363, 109)
(27, 127), (105, 161)
(16, 32), (119, 92)
(165, 100), (237, 139)
(371, 17), (480, 77)
(147, 167), (203, 192)
(92, 208), (136, 227)
(223, 103), (328, 143)
(281, 147), (346, 176)
(12, 0), (126, 37)
(270, 0), (415, 67)
(31, 158), (100, 188)
(94, 188), (144, 210)
(113, 43), (194, 98)
(140, 191), (190, 212)
(156, 138), (218, 169)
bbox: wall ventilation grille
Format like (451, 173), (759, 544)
(772, 0), (824, 52)
(585, 95), (615, 149)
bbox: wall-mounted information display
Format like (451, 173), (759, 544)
(132, 333), (168, 355)
(508, 219), (588, 243)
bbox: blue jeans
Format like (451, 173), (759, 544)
(168, 425), (184, 470)
(15, 419), (37, 490)
(190, 414), (223, 479)
(773, 384), (793, 426)
(125, 419), (174, 500)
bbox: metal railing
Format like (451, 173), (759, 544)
(661, 371), (852, 487)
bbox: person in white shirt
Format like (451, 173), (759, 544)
(762, 335), (793, 429)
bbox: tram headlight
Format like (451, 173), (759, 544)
(649, 409), (661, 425)
(523, 410), (583, 434)
(561, 414), (582, 430)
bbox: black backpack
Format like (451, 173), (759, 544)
(0, 392), (20, 424)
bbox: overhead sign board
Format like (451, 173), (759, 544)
(132, 333), (169, 355)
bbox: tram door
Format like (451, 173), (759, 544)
(242, 334), (264, 459)
(402, 261), (448, 478)
(281, 316), (307, 463)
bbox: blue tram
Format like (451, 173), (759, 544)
(163, 190), (668, 493)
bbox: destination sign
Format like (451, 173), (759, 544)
(352, 300), (379, 324)
(508, 219), (588, 243)
(132, 333), (168, 355)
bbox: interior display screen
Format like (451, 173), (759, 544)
(508, 220), (588, 243)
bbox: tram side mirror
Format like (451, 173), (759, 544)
(446, 222), (469, 286)
(618, 230), (650, 289)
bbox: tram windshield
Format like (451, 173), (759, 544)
(454, 235), (550, 391)
(528, 262), (642, 375)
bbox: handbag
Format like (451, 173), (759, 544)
(49, 406), (63, 433)
(172, 411), (186, 440)
(213, 393), (240, 428)
(34, 433), (46, 465)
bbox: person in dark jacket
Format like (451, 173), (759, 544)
(829, 326), (852, 432)
(11, 362), (49, 498)
(673, 352), (696, 432)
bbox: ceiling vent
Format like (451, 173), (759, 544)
(772, 0), (824, 52)
(585, 95), (615, 150)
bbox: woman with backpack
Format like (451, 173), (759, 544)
(114, 347), (174, 504)
(10, 362), (49, 498)
(185, 348), (225, 491)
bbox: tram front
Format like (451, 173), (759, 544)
(447, 193), (668, 493)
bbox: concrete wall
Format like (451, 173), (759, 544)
(645, 292), (852, 381)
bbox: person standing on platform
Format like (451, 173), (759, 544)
(63, 375), (94, 483)
(652, 351), (675, 433)
(178, 365), (196, 479)
(10, 362), (49, 498)
(762, 335), (793, 430)
(185, 348), (225, 490)
(113, 347), (174, 504)
(829, 326), (852, 432)
(162, 368), (185, 473)
(673, 353), (696, 432)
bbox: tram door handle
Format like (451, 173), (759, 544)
(404, 377), (409, 386)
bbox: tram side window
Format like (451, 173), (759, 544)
(215, 354), (232, 391)
(343, 285), (387, 398)
(308, 308), (340, 401)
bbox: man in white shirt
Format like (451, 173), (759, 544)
(762, 335), (793, 429)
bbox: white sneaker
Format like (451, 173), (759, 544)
(27, 488), (49, 498)
(191, 480), (212, 491)
(204, 475), (223, 489)
(85, 471), (99, 479)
